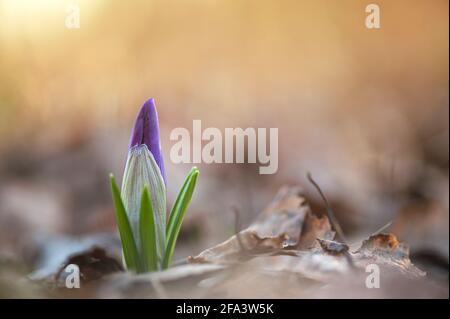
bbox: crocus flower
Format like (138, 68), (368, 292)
(121, 99), (167, 268)
(110, 98), (198, 273)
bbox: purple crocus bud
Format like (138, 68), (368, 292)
(121, 98), (167, 268)
(129, 98), (166, 184)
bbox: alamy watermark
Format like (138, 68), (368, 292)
(365, 264), (380, 288)
(65, 3), (80, 29)
(64, 264), (80, 288)
(365, 4), (381, 29)
(169, 120), (278, 174)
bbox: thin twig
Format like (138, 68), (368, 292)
(370, 221), (392, 237)
(307, 172), (347, 244)
(349, 220), (393, 247)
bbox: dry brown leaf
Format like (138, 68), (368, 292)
(353, 233), (426, 277)
(189, 186), (334, 264)
(297, 213), (334, 249)
(188, 231), (290, 264)
(29, 233), (122, 284)
(55, 247), (123, 286)
(317, 238), (349, 256)
(249, 186), (308, 245)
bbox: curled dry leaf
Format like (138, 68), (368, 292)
(354, 233), (425, 277)
(188, 231), (290, 264)
(55, 247), (123, 286)
(317, 238), (349, 256)
(297, 212), (334, 249)
(29, 233), (123, 284)
(249, 186), (309, 244)
(189, 186), (335, 264)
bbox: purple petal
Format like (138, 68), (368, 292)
(129, 98), (166, 184)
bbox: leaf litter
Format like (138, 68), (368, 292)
(26, 184), (440, 298)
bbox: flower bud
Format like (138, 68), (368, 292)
(121, 99), (167, 267)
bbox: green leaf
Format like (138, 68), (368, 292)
(110, 174), (140, 272)
(163, 167), (199, 269)
(139, 185), (158, 272)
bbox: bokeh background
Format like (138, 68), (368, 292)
(0, 0), (448, 291)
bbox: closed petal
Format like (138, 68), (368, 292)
(121, 144), (166, 267)
(129, 98), (166, 184)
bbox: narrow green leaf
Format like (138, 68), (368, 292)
(139, 185), (158, 272)
(163, 167), (199, 269)
(110, 174), (140, 272)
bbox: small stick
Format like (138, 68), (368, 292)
(307, 172), (348, 244)
(370, 221), (392, 237)
(348, 220), (393, 247)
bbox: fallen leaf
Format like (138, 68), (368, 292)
(354, 233), (425, 277)
(55, 247), (123, 286)
(317, 238), (349, 256)
(189, 186), (331, 264)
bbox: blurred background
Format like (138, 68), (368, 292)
(0, 0), (448, 291)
